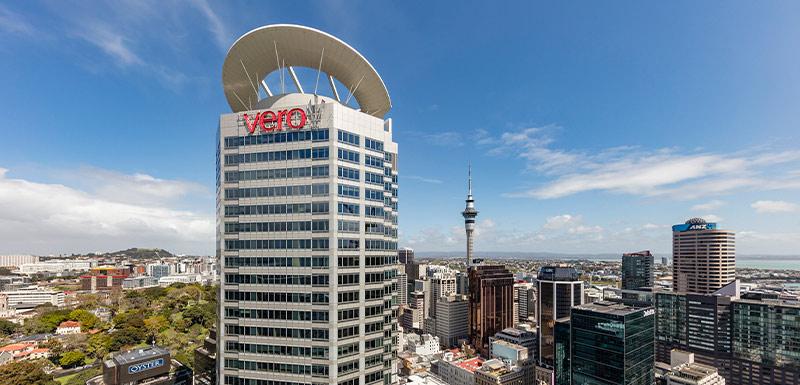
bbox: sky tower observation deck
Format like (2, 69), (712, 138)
(217, 24), (399, 385)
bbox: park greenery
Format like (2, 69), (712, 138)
(1, 282), (216, 384)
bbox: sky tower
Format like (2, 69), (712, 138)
(462, 165), (478, 268)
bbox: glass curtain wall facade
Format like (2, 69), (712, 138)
(217, 101), (399, 385)
(570, 302), (655, 385)
(468, 265), (514, 357)
(536, 266), (583, 368)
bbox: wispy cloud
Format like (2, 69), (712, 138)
(189, 0), (231, 51)
(751, 200), (798, 214)
(405, 175), (444, 184)
(422, 131), (463, 146)
(76, 23), (142, 66)
(0, 4), (34, 35)
(492, 126), (800, 199)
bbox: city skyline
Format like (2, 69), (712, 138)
(1, 2), (800, 256)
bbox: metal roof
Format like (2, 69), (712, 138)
(222, 24), (391, 118)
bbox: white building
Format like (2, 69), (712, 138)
(217, 24), (399, 385)
(662, 350), (725, 385)
(56, 320), (81, 335)
(17, 259), (93, 274)
(0, 286), (64, 307)
(405, 333), (441, 356)
(158, 274), (200, 286)
(0, 255), (38, 268)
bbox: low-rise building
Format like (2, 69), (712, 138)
(89, 346), (191, 385)
(475, 359), (526, 385)
(438, 355), (484, 385)
(0, 286), (64, 307)
(122, 276), (159, 289)
(56, 320), (81, 335)
(659, 350), (726, 385)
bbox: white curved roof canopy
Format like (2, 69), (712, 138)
(222, 24), (391, 118)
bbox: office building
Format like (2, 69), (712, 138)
(553, 319), (570, 385)
(430, 275), (457, 318)
(0, 286), (64, 307)
(456, 272), (469, 295)
(659, 350), (725, 385)
(491, 327), (537, 362)
(672, 218), (735, 294)
(462, 165), (478, 268)
(655, 282), (736, 379)
(147, 263), (172, 279)
(398, 272), (409, 305)
(571, 301), (655, 385)
(514, 283), (536, 323)
(17, 259), (93, 275)
(218, 25), (399, 385)
(469, 265), (515, 357)
(0, 255), (38, 268)
(399, 247), (414, 264)
(435, 295), (469, 348)
(536, 266), (583, 368)
(96, 346), (191, 385)
(654, 281), (799, 385)
(730, 297), (800, 385)
(622, 250), (654, 290)
(474, 359), (526, 385)
(80, 266), (131, 292)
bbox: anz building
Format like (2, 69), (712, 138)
(217, 25), (399, 385)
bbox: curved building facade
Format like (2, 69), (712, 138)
(672, 218), (735, 294)
(217, 25), (399, 385)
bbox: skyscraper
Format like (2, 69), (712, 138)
(469, 265), (515, 357)
(622, 250), (654, 290)
(536, 266), (583, 369)
(570, 302), (655, 385)
(217, 25), (398, 385)
(462, 165), (478, 268)
(672, 218), (735, 294)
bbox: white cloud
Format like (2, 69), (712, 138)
(543, 214), (580, 230)
(492, 126), (800, 199)
(691, 200), (725, 211)
(699, 214), (723, 222)
(751, 200), (799, 214)
(0, 166), (213, 255)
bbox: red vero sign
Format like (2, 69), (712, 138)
(242, 108), (307, 134)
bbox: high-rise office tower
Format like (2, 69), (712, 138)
(570, 302), (655, 385)
(430, 275), (457, 318)
(468, 265), (515, 357)
(435, 295), (470, 348)
(397, 272), (408, 305)
(622, 250), (654, 290)
(515, 282), (536, 323)
(536, 266), (583, 369)
(462, 165), (478, 268)
(218, 25), (399, 385)
(398, 247), (414, 264)
(672, 218), (735, 294)
(655, 282), (800, 385)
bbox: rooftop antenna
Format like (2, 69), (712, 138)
(314, 47), (325, 95)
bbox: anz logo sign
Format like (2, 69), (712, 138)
(643, 309), (655, 317)
(128, 358), (165, 374)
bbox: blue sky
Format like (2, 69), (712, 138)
(0, 1), (799, 256)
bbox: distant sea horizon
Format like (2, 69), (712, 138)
(416, 251), (800, 271)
